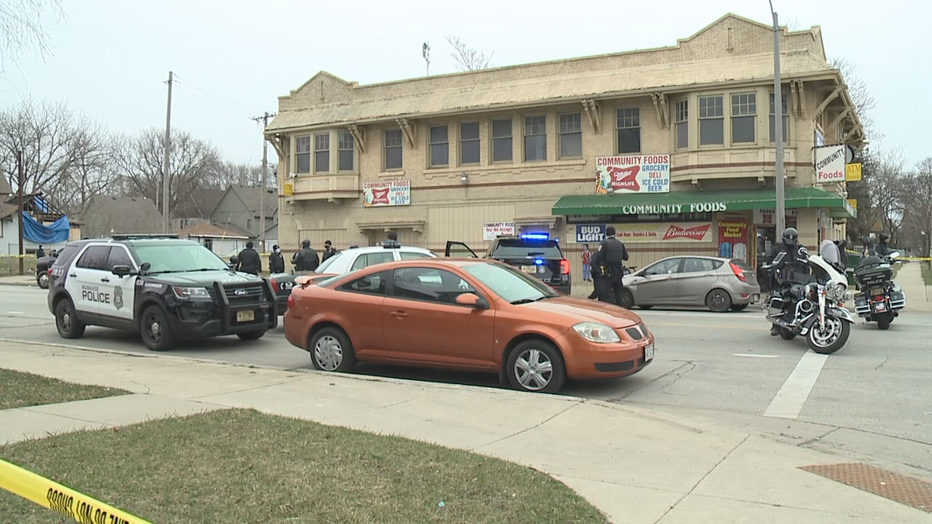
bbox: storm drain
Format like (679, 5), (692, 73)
(800, 463), (932, 513)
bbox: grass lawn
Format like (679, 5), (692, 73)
(0, 368), (128, 410)
(922, 262), (932, 286)
(0, 409), (607, 524)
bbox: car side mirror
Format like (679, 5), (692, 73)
(112, 265), (133, 277)
(455, 293), (489, 309)
(139, 262), (151, 274)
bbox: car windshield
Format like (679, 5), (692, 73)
(132, 243), (229, 274)
(463, 262), (559, 304)
(491, 239), (563, 259)
(315, 252), (344, 273)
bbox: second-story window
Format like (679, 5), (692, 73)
(429, 125), (449, 167)
(296, 135), (311, 173)
(385, 129), (403, 170)
(770, 93), (789, 143)
(699, 95), (724, 145)
(559, 113), (582, 158)
(314, 133), (330, 173)
(675, 100), (688, 149)
(731, 93), (756, 143)
(338, 131), (354, 171)
(524, 116), (547, 161)
(616, 108), (640, 154)
(460, 122), (480, 164)
(492, 119), (513, 162)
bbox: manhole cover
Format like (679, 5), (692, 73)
(800, 463), (932, 513)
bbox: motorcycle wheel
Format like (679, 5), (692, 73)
(877, 313), (892, 330)
(806, 317), (850, 355)
(779, 328), (797, 340)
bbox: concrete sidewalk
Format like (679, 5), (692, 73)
(0, 274), (38, 287)
(894, 262), (932, 313)
(1, 341), (929, 523)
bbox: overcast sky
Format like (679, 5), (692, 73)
(1, 0), (927, 167)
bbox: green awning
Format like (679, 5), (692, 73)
(552, 187), (856, 219)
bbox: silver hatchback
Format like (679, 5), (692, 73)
(620, 256), (760, 312)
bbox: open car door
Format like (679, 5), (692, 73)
(444, 241), (479, 258)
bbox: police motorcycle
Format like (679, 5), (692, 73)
(762, 246), (854, 354)
(853, 252), (905, 330)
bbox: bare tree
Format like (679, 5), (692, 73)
(0, 100), (83, 195)
(57, 125), (118, 213)
(112, 128), (222, 220)
(445, 35), (494, 72)
(897, 157), (932, 254)
(830, 57), (879, 142)
(204, 161), (279, 190)
(0, 0), (65, 70)
(865, 148), (907, 240)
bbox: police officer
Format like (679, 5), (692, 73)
(588, 244), (612, 303)
(597, 226), (629, 305)
(875, 232), (892, 257)
(236, 241), (262, 275)
(765, 227), (808, 335)
(291, 239), (319, 274)
(269, 245), (285, 274)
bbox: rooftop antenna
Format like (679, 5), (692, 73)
(422, 42), (431, 76)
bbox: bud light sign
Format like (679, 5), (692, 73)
(576, 224), (606, 243)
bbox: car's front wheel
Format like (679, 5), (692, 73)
(310, 327), (356, 372)
(140, 305), (177, 351)
(506, 340), (566, 394)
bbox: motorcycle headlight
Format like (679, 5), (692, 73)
(827, 282), (847, 300)
(573, 322), (621, 344)
(172, 286), (211, 300)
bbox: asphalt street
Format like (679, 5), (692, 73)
(2, 284), (930, 479)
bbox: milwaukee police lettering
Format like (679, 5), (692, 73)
(81, 285), (111, 304)
(615, 202), (727, 215)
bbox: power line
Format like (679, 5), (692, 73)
(172, 74), (261, 119)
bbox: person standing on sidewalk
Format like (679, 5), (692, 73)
(236, 241), (262, 275)
(292, 240), (319, 275)
(582, 245), (592, 282)
(322, 240), (338, 262)
(598, 226), (629, 305)
(269, 245), (285, 274)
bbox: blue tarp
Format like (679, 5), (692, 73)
(23, 211), (70, 244)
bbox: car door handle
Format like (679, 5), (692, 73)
(391, 310), (407, 318)
(69, 273), (77, 278)
(100, 277), (110, 283)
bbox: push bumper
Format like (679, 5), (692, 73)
(168, 281), (278, 340)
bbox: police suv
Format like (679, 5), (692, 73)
(48, 235), (277, 351)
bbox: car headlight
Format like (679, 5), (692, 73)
(573, 322), (621, 344)
(172, 286), (211, 300)
(827, 282), (847, 300)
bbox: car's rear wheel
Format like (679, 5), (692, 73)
(310, 327), (356, 372)
(140, 305), (176, 351)
(506, 340), (565, 394)
(55, 299), (85, 339)
(237, 330), (266, 341)
(37, 271), (49, 289)
(706, 289), (732, 313)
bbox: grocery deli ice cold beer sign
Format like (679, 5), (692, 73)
(614, 222), (713, 243)
(363, 180), (411, 207)
(596, 156), (670, 194)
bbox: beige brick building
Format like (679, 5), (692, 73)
(266, 13), (863, 279)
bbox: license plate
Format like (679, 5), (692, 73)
(521, 265), (537, 274)
(644, 342), (654, 362)
(873, 303), (886, 313)
(236, 310), (255, 322)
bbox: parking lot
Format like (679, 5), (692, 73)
(2, 283), (930, 479)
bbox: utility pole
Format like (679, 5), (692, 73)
(251, 112), (276, 253)
(17, 150), (25, 275)
(162, 71), (174, 233)
(770, 1), (786, 235)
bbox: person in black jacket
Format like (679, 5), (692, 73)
(321, 240), (338, 262)
(597, 226), (629, 305)
(236, 241), (262, 275)
(269, 245), (285, 274)
(292, 240), (320, 274)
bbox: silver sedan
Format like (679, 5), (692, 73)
(619, 256), (761, 312)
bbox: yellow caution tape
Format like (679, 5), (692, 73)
(0, 459), (152, 524)
(901, 257), (932, 261)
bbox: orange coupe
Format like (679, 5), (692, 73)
(284, 259), (654, 393)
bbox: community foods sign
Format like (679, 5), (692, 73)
(483, 222), (515, 241)
(615, 202), (727, 215)
(596, 155), (671, 194)
(614, 222), (714, 243)
(816, 145), (846, 183)
(363, 180), (411, 207)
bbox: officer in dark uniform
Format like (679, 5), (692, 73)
(597, 226), (629, 305)
(588, 244), (611, 302)
(236, 241), (262, 275)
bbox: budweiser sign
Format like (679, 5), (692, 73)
(663, 224), (712, 241)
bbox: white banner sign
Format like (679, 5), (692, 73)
(363, 180), (411, 207)
(815, 145), (845, 183)
(483, 222), (515, 241)
(596, 155), (671, 194)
